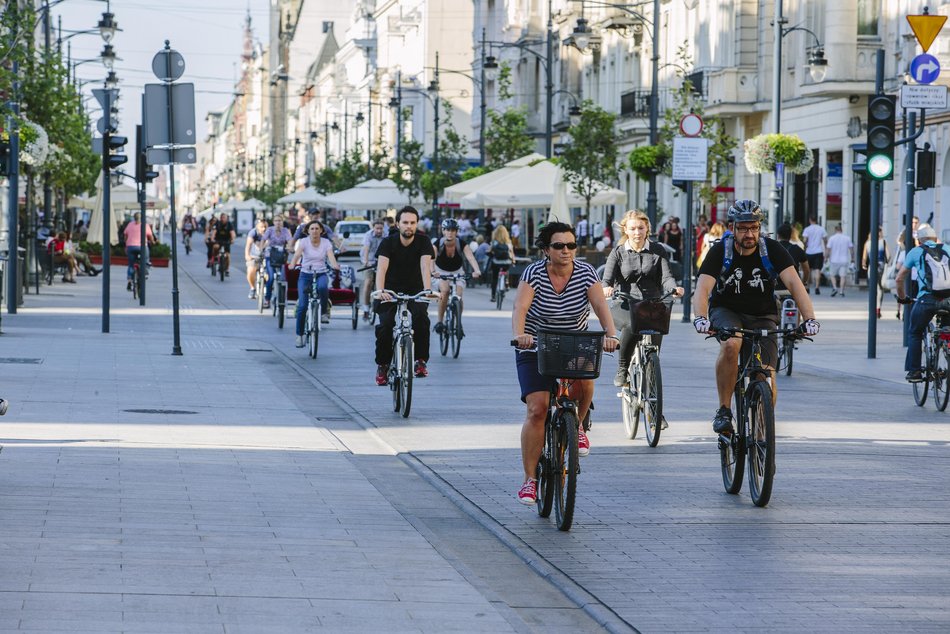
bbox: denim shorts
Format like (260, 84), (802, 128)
(515, 351), (556, 402)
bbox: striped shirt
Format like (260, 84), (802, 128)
(521, 259), (600, 337)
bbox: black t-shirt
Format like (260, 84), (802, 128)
(214, 221), (235, 243)
(376, 232), (431, 294)
(433, 237), (464, 271)
(776, 240), (807, 291)
(698, 236), (795, 316)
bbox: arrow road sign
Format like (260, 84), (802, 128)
(911, 54), (941, 85)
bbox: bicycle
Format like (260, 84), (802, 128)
(436, 273), (469, 358)
(269, 248), (289, 329)
(212, 243), (229, 281)
(254, 258), (266, 313)
(357, 264), (379, 326)
(302, 271), (333, 359)
(372, 289), (436, 418)
(494, 262), (510, 311)
(183, 230), (192, 255)
(912, 305), (950, 411)
(511, 329), (605, 531)
(708, 326), (810, 507)
(776, 293), (799, 377)
(615, 291), (673, 447)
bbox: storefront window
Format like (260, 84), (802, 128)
(826, 152), (843, 223)
(857, 0), (879, 36)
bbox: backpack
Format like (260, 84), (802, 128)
(491, 240), (511, 262)
(718, 231), (778, 284)
(922, 244), (950, 297)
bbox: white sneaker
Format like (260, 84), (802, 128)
(248, 289), (256, 299)
(295, 335), (304, 348)
(321, 313), (330, 324)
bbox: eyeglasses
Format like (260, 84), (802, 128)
(548, 242), (578, 250)
(734, 225), (760, 234)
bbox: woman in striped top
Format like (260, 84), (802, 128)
(511, 222), (619, 506)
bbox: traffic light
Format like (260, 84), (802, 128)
(0, 140), (8, 176)
(107, 135), (128, 169)
(134, 125), (158, 184)
(866, 94), (897, 180)
(917, 147), (937, 190)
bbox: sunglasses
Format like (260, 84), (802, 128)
(548, 242), (578, 250)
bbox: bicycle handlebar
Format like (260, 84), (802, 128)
(706, 327), (813, 343)
(613, 289), (676, 303)
(371, 289), (439, 303)
(436, 273), (471, 281)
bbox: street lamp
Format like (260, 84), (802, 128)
(770, 0), (828, 234)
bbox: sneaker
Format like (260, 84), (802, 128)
(295, 335), (305, 348)
(225, 271), (230, 277)
(362, 311), (371, 321)
(906, 369), (925, 383)
(433, 321), (444, 334)
(248, 289), (256, 299)
(815, 288), (820, 295)
(712, 406), (734, 435)
(263, 299), (270, 309)
(830, 289), (838, 297)
(517, 479), (537, 505)
(840, 292), (845, 297)
(126, 281), (132, 291)
(375, 364), (389, 386)
(414, 360), (428, 378)
(321, 313), (330, 324)
(613, 367), (629, 387)
(660, 416), (669, 430)
(490, 295), (496, 302)
(577, 428), (591, 457)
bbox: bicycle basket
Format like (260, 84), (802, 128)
(629, 299), (672, 335)
(536, 329), (604, 379)
(269, 248), (287, 266)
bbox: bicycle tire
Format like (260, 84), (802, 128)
(496, 289), (504, 311)
(308, 303), (319, 359)
(721, 386), (746, 495)
(439, 305), (450, 356)
(553, 410), (579, 531)
(257, 275), (265, 313)
(935, 342), (950, 412)
(535, 445), (554, 518)
(915, 327), (933, 406)
(391, 340), (402, 413)
(621, 384), (640, 440)
(131, 279), (138, 300)
(399, 336), (413, 418)
(219, 257), (226, 282)
(451, 299), (462, 358)
(276, 285), (285, 329)
(746, 381), (776, 507)
(780, 336), (794, 376)
(210, 259), (216, 277)
(642, 352), (663, 448)
(351, 301), (358, 330)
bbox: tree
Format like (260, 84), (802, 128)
(421, 101), (469, 210)
(483, 63), (535, 168)
(559, 101), (619, 217)
(392, 137), (424, 201)
(242, 171), (292, 206)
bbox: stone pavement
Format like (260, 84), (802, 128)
(2, 251), (949, 632)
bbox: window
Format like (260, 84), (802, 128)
(857, 0), (879, 37)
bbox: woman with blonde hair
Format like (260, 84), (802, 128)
(697, 221), (725, 267)
(489, 224), (516, 302)
(602, 210), (683, 390)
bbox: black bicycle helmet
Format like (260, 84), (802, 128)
(726, 199), (766, 224)
(441, 218), (460, 231)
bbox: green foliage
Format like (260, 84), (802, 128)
(79, 240), (101, 255)
(392, 137), (425, 200)
(483, 62), (535, 169)
(560, 101), (619, 214)
(627, 145), (668, 181)
(366, 138), (393, 181)
(150, 242), (171, 258)
(461, 166), (488, 181)
(242, 171), (292, 206)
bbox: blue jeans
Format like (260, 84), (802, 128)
(906, 295), (940, 371)
(125, 246), (145, 280)
(296, 271), (329, 336)
(264, 258), (277, 301)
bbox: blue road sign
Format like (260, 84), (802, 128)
(911, 54), (941, 85)
(775, 162), (785, 188)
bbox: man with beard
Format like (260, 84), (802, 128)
(374, 206), (435, 385)
(691, 200), (819, 434)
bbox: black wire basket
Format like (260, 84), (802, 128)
(536, 329), (605, 379)
(629, 299), (672, 335)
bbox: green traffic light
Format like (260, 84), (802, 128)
(867, 154), (893, 180)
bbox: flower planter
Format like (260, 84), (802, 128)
(89, 255), (169, 268)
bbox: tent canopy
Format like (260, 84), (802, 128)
(319, 178), (421, 211)
(443, 152), (546, 207)
(217, 197), (269, 212)
(458, 160), (626, 210)
(69, 183), (168, 211)
(276, 187), (328, 205)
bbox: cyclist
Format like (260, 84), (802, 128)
(360, 220), (385, 320)
(261, 214), (293, 310)
(374, 206), (434, 385)
(204, 213), (218, 268)
(489, 225), (516, 302)
(895, 223), (950, 382)
(601, 210), (684, 390)
(244, 217), (268, 300)
(692, 200), (819, 435)
(432, 218), (481, 334)
(122, 212), (154, 291)
(211, 212), (236, 277)
(180, 211), (198, 248)
(512, 221), (620, 505)
(289, 220), (340, 348)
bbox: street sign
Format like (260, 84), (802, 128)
(146, 147), (196, 165)
(96, 116), (118, 135)
(910, 53), (941, 84)
(775, 162), (785, 188)
(907, 13), (947, 53)
(901, 84), (949, 109)
(151, 48), (185, 82)
(92, 137), (102, 154)
(679, 113), (704, 137)
(143, 83), (196, 147)
(671, 136), (708, 181)
(91, 88), (118, 110)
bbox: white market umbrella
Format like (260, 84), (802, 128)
(443, 152), (546, 207)
(69, 184), (167, 212)
(218, 197), (269, 212)
(85, 172), (120, 246)
(549, 165), (572, 223)
(459, 160), (626, 210)
(320, 178), (421, 211)
(276, 187), (328, 205)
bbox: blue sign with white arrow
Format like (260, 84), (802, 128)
(911, 54), (941, 85)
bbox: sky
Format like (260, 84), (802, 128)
(52, 0), (270, 149)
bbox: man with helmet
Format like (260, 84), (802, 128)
(432, 218), (482, 333)
(692, 200), (820, 434)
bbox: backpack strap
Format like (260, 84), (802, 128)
(758, 236), (778, 280)
(719, 231), (734, 280)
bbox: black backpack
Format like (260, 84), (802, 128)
(491, 240), (511, 261)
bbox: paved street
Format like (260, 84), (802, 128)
(1, 250), (949, 632)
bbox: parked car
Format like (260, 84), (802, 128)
(335, 218), (373, 256)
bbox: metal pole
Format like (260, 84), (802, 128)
(868, 49), (886, 358)
(165, 41), (183, 355)
(903, 110), (918, 348)
(646, 0), (660, 227)
(480, 27), (487, 166)
(682, 181), (694, 322)
(139, 183), (147, 306)
(344, 100), (348, 156)
(43, 0), (53, 233)
(545, 0), (554, 158)
(367, 93), (372, 173)
(433, 53), (440, 221)
(5, 60), (19, 315)
(770, 0), (786, 237)
(101, 85), (111, 334)
(396, 71), (402, 164)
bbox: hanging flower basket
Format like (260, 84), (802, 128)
(743, 133), (813, 175)
(628, 144), (668, 181)
(19, 118), (50, 168)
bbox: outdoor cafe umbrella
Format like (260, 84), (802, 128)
(319, 178), (421, 211)
(443, 152), (546, 208)
(84, 172), (120, 246)
(276, 187), (328, 205)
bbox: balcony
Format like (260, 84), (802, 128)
(702, 67), (758, 116)
(620, 88), (672, 119)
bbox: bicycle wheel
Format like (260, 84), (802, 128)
(439, 305), (450, 356)
(308, 302), (319, 359)
(915, 328), (932, 406)
(219, 257), (225, 282)
(642, 352), (663, 448)
(553, 410), (579, 531)
(783, 337), (794, 376)
(257, 275), (265, 313)
(934, 342), (950, 412)
(351, 301), (359, 330)
(276, 285), (286, 329)
(721, 386), (746, 495)
(450, 300), (462, 359)
(399, 336), (413, 418)
(535, 418), (554, 518)
(391, 341), (402, 413)
(210, 258), (216, 277)
(746, 381), (776, 507)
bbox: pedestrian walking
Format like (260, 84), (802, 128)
(862, 226), (890, 318)
(826, 224), (854, 297)
(801, 214), (827, 294)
